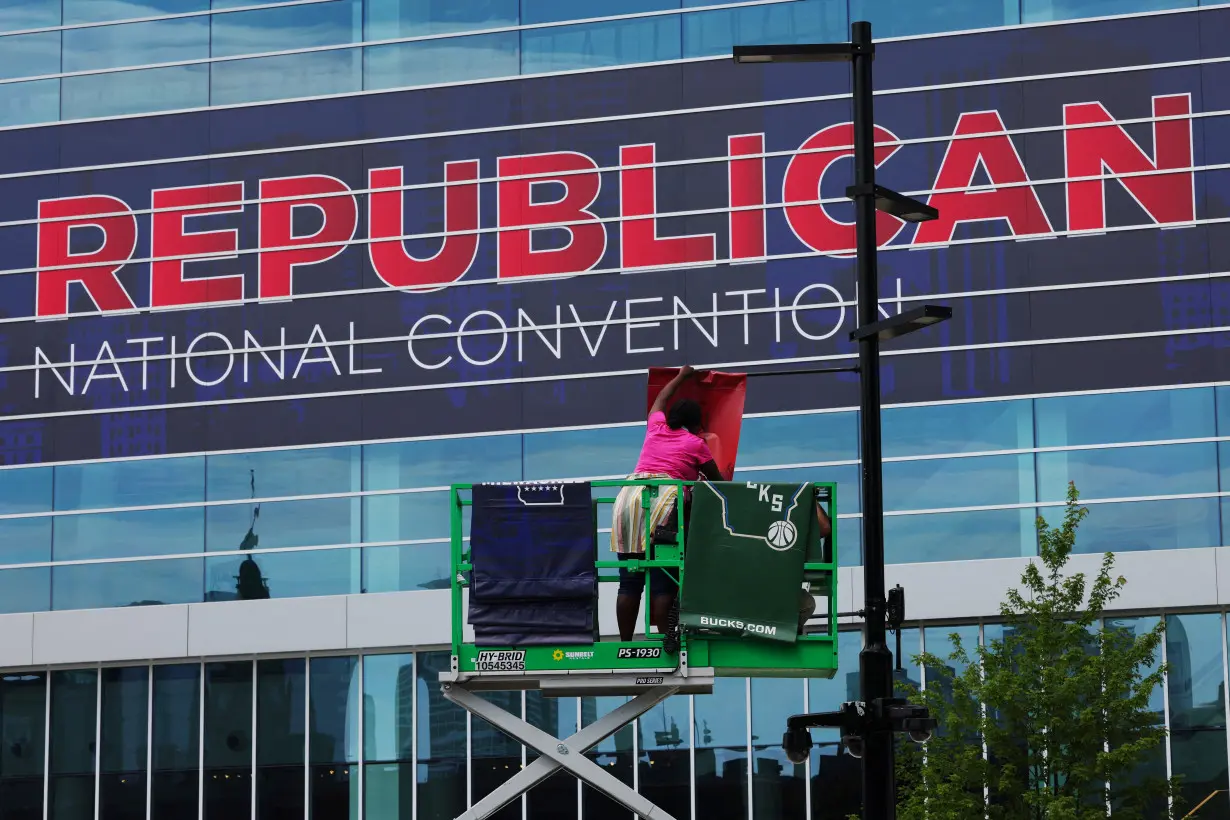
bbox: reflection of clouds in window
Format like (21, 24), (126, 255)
(365, 0), (517, 39)
(63, 0), (207, 26)
(0, 78), (58, 127)
(210, 0), (361, 58)
(63, 18), (208, 72)
(363, 32), (518, 90)
(0, 32), (61, 79)
(0, 0), (61, 30)
(520, 16), (680, 74)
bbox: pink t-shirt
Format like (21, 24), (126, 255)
(633, 411), (715, 480)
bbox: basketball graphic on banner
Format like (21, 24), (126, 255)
(766, 520), (797, 550)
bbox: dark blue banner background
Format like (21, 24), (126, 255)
(0, 7), (1225, 464)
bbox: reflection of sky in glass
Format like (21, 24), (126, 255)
(0, 31), (60, 78)
(1167, 613), (1227, 729)
(520, 16), (680, 74)
(62, 17), (207, 71)
(639, 694), (689, 752)
(64, 0), (205, 25)
(364, 653), (414, 763)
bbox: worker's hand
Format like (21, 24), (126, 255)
(679, 365), (696, 378)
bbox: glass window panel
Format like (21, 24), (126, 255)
(885, 508), (1035, 564)
(363, 436), (520, 491)
(739, 411), (858, 468)
(62, 17), (207, 72)
(62, 63), (207, 119)
(363, 654), (414, 764)
(151, 664), (199, 820)
(893, 628), (922, 697)
(365, 0), (518, 38)
(522, 0), (677, 24)
(923, 624), (980, 685)
(63, 0), (205, 25)
(638, 694), (689, 820)
(1021, 0), (1193, 24)
(470, 691), (521, 820)
(309, 657), (359, 820)
(682, 0), (846, 59)
(883, 400), (1033, 458)
(54, 457), (203, 511)
(256, 658), (304, 820)
(49, 670), (96, 820)
(0, 0), (59, 30)
(695, 677), (748, 819)
(884, 453), (1034, 512)
(1219, 441), (1229, 494)
(100, 667), (147, 820)
(525, 692), (576, 819)
(363, 31), (519, 89)
(203, 661), (252, 820)
(362, 490), (450, 544)
(1042, 497), (1221, 554)
(808, 630), (862, 818)
(207, 446), (360, 501)
(0, 31), (59, 79)
(521, 15), (681, 74)
(0, 78), (58, 126)
(838, 516), (860, 567)
(751, 679), (804, 820)
(848, 0), (1018, 37)
(1167, 613), (1230, 818)
(1218, 386), (1230, 435)
(364, 649), (418, 820)
(581, 695), (634, 820)
(0, 670), (46, 820)
(363, 542), (451, 593)
(523, 427), (642, 481)
(0, 517), (51, 615)
(1223, 498), (1230, 550)
(52, 507), (204, 609)
(0, 467), (51, 513)
(416, 652), (465, 820)
(1035, 387), (1215, 448)
(211, 49), (361, 104)
(211, 0), (360, 57)
(208, 496), (358, 552)
(1037, 443), (1218, 502)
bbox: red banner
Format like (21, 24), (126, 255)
(646, 368), (747, 480)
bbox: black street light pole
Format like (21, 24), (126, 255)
(735, 22), (949, 820)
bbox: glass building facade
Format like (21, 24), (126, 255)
(0, 615), (1226, 820)
(0, 0), (1220, 126)
(0, 0), (1228, 818)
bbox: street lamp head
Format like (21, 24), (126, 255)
(846, 184), (939, 223)
(850, 305), (953, 343)
(732, 43), (857, 64)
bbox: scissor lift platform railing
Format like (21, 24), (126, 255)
(441, 479), (839, 820)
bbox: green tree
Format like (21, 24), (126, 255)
(896, 482), (1175, 819)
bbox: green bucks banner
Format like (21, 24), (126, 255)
(680, 481), (815, 644)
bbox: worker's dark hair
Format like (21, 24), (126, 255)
(667, 399), (703, 432)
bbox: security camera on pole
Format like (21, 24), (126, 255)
(735, 22), (951, 819)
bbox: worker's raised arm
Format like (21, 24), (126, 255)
(649, 365), (700, 418)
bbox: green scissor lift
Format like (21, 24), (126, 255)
(439, 479), (839, 820)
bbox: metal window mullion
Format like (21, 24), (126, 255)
(146, 665), (154, 820)
(802, 680), (811, 820)
(304, 657), (312, 820)
(358, 656), (365, 820)
(576, 699), (582, 819)
(631, 694), (639, 817)
(1222, 611), (1230, 814)
(465, 711), (472, 809)
(1162, 614), (1173, 816)
(744, 678), (752, 820)
(980, 623), (990, 813)
(199, 663), (205, 820)
(43, 669), (50, 820)
(688, 695), (696, 820)
(520, 691), (527, 820)
(251, 659), (258, 820)
(411, 654), (418, 820)
(95, 668), (102, 820)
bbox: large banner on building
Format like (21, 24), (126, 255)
(0, 8), (1226, 462)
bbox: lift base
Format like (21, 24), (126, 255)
(441, 669), (716, 820)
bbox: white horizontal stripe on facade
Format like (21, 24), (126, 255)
(0, 379), (1221, 472)
(2, 2), (1224, 134)
(0, 488), (1223, 571)
(14, 267), (1230, 374)
(16, 122), (1214, 231)
(0, 432), (1225, 523)
(0, 49), (1223, 180)
(8, 323), (1229, 423)
(0, 0), (807, 86)
(0, 0), (341, 38)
